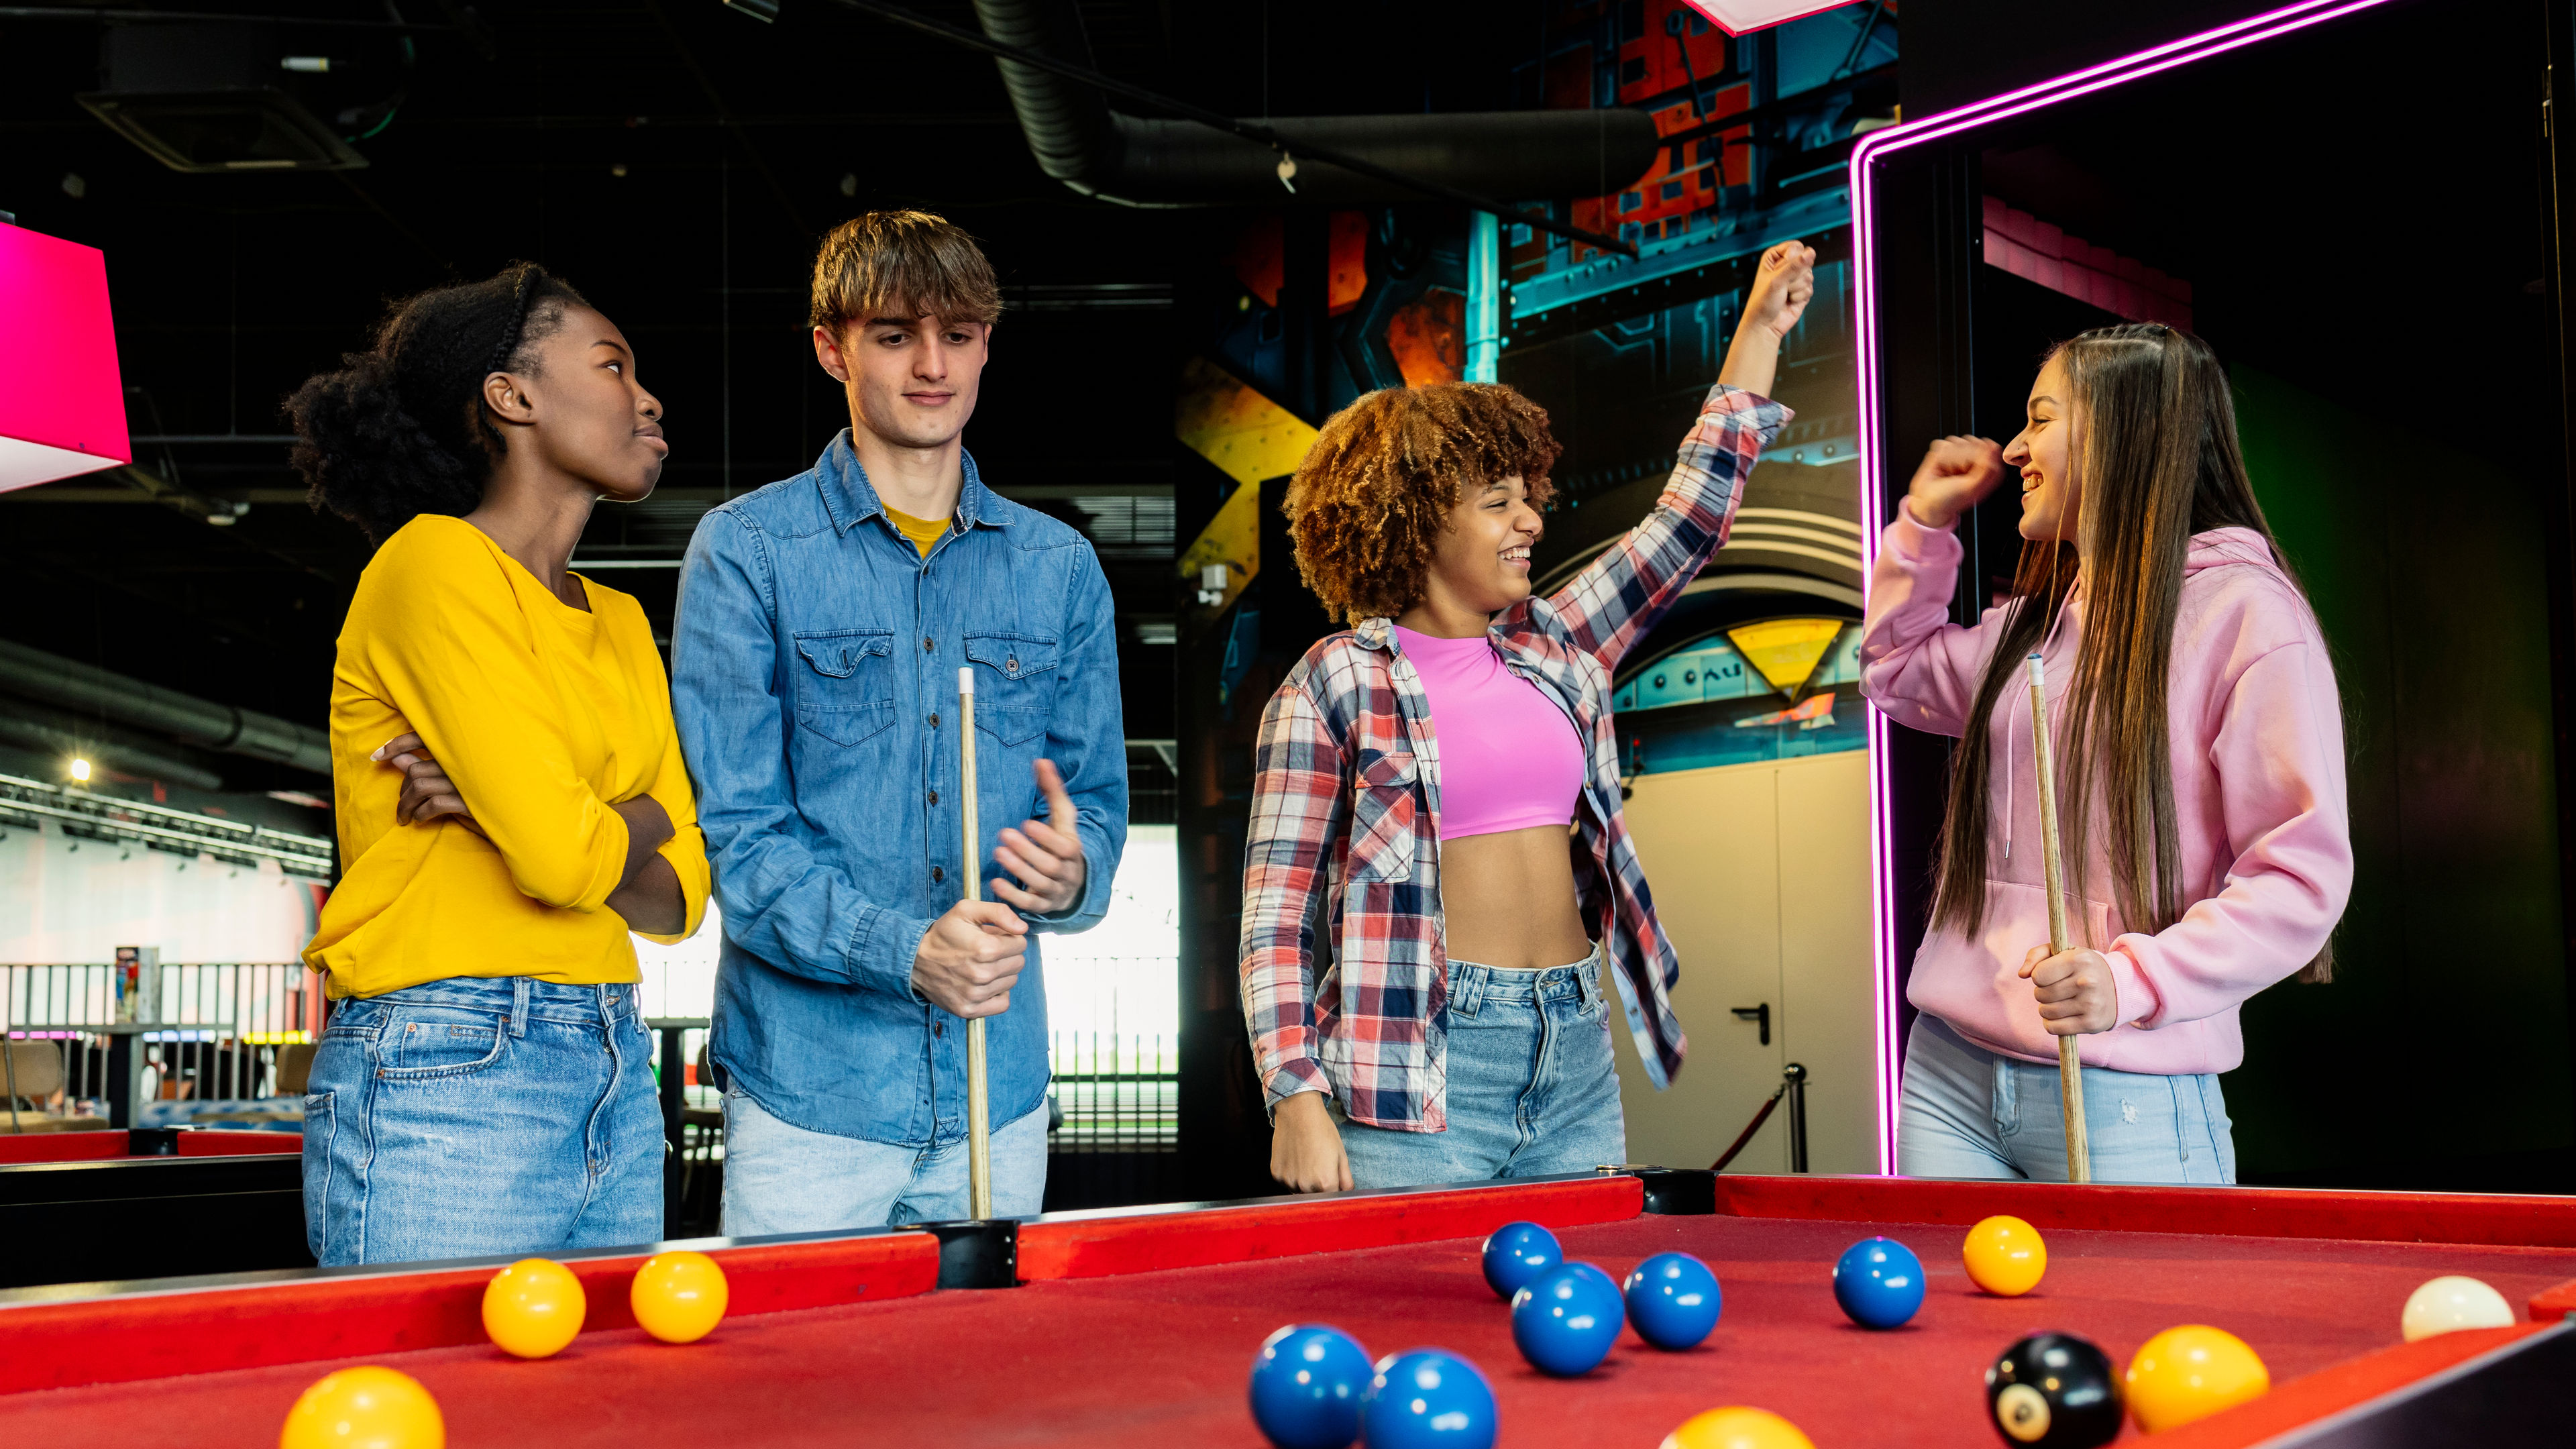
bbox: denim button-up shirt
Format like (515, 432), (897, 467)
(671, 434), (1127, 1146)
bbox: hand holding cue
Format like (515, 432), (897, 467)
(2025, 653), (2092, 1185)
(959, 667), (994, 1221)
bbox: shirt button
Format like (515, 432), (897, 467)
(1006, 657), (1018, 674)
(932, 865), (945, 883)
(933, 1022), (945, 1038)
(927, 788), (939, 805)
(928, 712), (940, 728)
(923, 637), (934, 653)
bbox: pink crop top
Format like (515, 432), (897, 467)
(1393, 627), (1586, 841)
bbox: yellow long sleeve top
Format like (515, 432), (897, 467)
(303, 515), (710, 998)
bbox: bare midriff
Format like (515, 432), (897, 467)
(1438, 823), (1597, 970)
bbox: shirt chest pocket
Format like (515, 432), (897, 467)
(1347, 749), (1418, 882)
(964, 633), (1059, 745)
(793, 629), (898, 746)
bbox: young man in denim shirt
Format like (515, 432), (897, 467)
(672, 211), (1127, 1231)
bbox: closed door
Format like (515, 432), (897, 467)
(1610, 749), (1874, 1174)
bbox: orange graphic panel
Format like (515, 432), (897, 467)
(1386, 290), (1464, 387)
(1228, 212), (1369, 315)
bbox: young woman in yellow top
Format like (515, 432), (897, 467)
(287, 262), (709, 1266)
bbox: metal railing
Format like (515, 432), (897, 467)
(1, 962), (321, 1128)
(1044, 951), (1178, 1153)
(1048, 1030), (1177, 1152)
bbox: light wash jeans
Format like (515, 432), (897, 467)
(303, 977), (664, 1267)
(720, 1090), (1049, 1233)
(1900, 1014), (2237, 1184)
(1332, 947), (1627, 1189)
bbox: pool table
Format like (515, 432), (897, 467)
(0, 1128), (305, 1288)
(3, 1170), (2571, 1446)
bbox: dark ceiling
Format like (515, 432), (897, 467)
(0, 0), (1566, 796)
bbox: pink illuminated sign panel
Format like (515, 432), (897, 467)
(1843, 0), (2396, 1173)
(0, 222), (129, 492)
(1680, 0), (1862, 36)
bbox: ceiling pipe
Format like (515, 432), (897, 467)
(0, 639), (330, 777)
(0, 705), (226, 792)
(967, 0), (1662, 212)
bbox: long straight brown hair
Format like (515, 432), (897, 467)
(1929, 323), (2334, 983)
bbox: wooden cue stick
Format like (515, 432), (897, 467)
(958, 667), (993, 1221)
(2025, 653), (2092, 1185)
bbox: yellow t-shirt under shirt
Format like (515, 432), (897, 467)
(883, 505), (952, 558)
(304, 515), (710, 998)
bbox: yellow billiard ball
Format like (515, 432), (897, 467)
(1660, 1407), (1816, 1449)
(631, 1250), (730, 1344)
(482, 1258), (588, 1359)
(1962, 1214), (2047, 1297)
(279, 1365), (444, 1449)
(2125, 1324), (2269, 1432)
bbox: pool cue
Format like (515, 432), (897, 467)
(958, 667), (993, 1221)
(2025, 653), (2093, 1185)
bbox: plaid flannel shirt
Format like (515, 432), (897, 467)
(1239, 382), (1790, 1130)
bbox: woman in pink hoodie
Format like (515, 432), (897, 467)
(1861, 323), (2351, 1183)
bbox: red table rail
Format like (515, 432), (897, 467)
(1019, 1175), (1643, 1281)
(0, 1129), (300, 1164)
(0, 1231), (943, 1395)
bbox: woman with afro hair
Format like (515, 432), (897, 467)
(1244, 241), (1817, 1192)
(287, 263), (710, 1264)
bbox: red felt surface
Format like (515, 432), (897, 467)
(1715, 1173), (2576, 1247)
(9, 1213), (2573, 1446)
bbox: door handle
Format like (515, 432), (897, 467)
(1731, 1004), (1770, 1046)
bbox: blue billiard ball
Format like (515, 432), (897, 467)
(1478, 1221), (1561, 1301)
(1360, 1349), (1497, 1449)
(1508, 1261), (1624, 1377)
(1832, 1236), (1926, 1330)
(1622, 1252), (1723, 1350)
(1250, 1324), (1372, 1449)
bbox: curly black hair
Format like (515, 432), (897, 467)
(287, 262), (590, 545)
(1285, 383), (1563, 623)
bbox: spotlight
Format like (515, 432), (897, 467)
(69, 758), (92, 783)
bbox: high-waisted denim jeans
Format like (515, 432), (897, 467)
(1332, 947), (1627, 1189)
(720, 1090), (1049, 1234)
(1899, 1014), (2237, 1184)
(303, 975), (664, 1266)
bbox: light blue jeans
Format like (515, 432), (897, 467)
(720, 1089), (1049, 1233)
(1900, 1014), (2237, 1184)
(1332, 948), (1627, 1189)
(303, 977), (664, 1267)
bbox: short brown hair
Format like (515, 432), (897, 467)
(1285, 384), (1563, 624)
(809, 210), (1002, 335)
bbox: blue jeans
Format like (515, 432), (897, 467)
(1900, 1014), (2237, 1184)
(1332, 949), (1627, 1189)
(303, 977), (664, 1267)
(720, 1089), (1049, 1232)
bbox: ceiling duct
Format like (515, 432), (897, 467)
(77, 23), (396, 172)
(970, 0), (1659, 208)
(0, 639), (331, 778)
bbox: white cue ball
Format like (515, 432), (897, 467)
(2400, 1276), (2516, 1342)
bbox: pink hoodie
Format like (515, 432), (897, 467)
(1861, 500), (2352, 1075)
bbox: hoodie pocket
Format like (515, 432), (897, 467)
(1978, 878), (2121, 966)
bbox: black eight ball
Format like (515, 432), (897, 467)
(1984, 1332), (2124, 1448)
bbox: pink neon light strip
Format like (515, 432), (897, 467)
(1844, 0), (2399, 1175)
